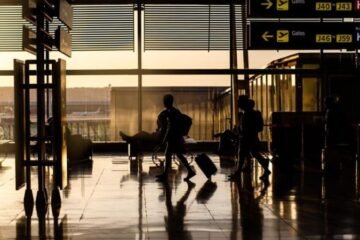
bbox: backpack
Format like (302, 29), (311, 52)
(254, 110), (264, 132)
(178, 113), (192, 136)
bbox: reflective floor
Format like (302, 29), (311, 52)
(0, 153), (360, 239)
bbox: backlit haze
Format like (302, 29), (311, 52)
(0, 50), (298, 88)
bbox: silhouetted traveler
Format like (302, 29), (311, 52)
(156, 94), (196, 181)
(324, 96), (351, 148)
(120, 130), (159, 145)
(229, 96), (270, 181)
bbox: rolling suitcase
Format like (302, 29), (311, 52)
(195, 153), (217, 179)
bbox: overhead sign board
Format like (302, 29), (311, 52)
(55, 27), (72, 57)
(22, 0), (54, 24)
(22, 0), (37, 25)
(248, 0), (360, 18)
(23, 26), (54, 54)
(56, 0), (73, 30)
(248, 22), (360, 50)
(14, 60), (26, 191)
(22, 26), (37, 55)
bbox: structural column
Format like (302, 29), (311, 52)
(35, 1), (47, 215)
(241, 1), (250, 96)
(137, 1), (143, 132)
(230, 0), (239, 128)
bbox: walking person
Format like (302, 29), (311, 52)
(228, 96), (271, 181)
(156, 94), (196, 182)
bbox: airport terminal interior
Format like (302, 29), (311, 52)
(1, 0), (360, 239)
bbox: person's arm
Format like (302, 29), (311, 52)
(156, 111), (169, 146)
(160, 117), (170, 145)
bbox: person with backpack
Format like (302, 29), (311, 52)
(156, 94), (196, 182)
(228, 96), (271, 181)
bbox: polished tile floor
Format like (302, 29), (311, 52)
(0, 153), (360, 239)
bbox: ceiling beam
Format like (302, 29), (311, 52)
(0, 0), (243, 5)
(70, 0), (243, 4)
(1, 68), (323, 76)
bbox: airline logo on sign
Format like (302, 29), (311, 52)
(277, 30), (289, 42)
(276, 0), (289, 11)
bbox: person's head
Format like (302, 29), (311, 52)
(238, 95), (249, 110)
(248, 99), (255, 110)
(163, 94), (174, 108)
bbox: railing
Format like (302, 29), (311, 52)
(67, 119), (111, 142)
(0, 121), (14, 140)
(0, 118), (111, 142)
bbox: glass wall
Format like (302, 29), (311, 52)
(0, 76), (14, 141)
(249, 72), (297, 141)
(301, 64), (321, 112)
(302, 77), (320, 112)
(110, 75), (230, 141)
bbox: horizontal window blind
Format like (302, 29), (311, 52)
(144, 4), (244, 50)
(0, 5), (134, 51)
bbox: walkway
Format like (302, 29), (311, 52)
(0, 154), (359, 239)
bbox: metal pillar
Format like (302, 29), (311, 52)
(241, 1), (250, 96)
(229, 0), (239, 128)
(35, 2), (48, 216)
(137, 2), (143, 132)
(24, 62), (34, 216)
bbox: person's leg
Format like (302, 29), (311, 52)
(133, 131), (157, 142)
(156, 143), (173, 181)
(241, 154), (252, 172)
(176, 152), (195, 181)
(119, 131), (132, 142)
(251, 150), (271, 179)
(237, 148), (248, 173)
(228, 144), (248, 180)
(120, 131), (155, 142)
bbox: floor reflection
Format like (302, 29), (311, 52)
(16, 215), (68, 240)
(230, 172), (269, 240)
(162, 178), (195, 240)
(0, 154), (359, 239)
(196, 180), (217, 204)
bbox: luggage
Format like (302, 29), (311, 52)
(195, 153), (217, 179)
(178, 113), (192, 136)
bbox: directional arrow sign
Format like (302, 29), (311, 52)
(248, 22), (360, 50)
(262, 31), (274, 42)
(260, 0), (273, 9)
(247, 0), (360, 18)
